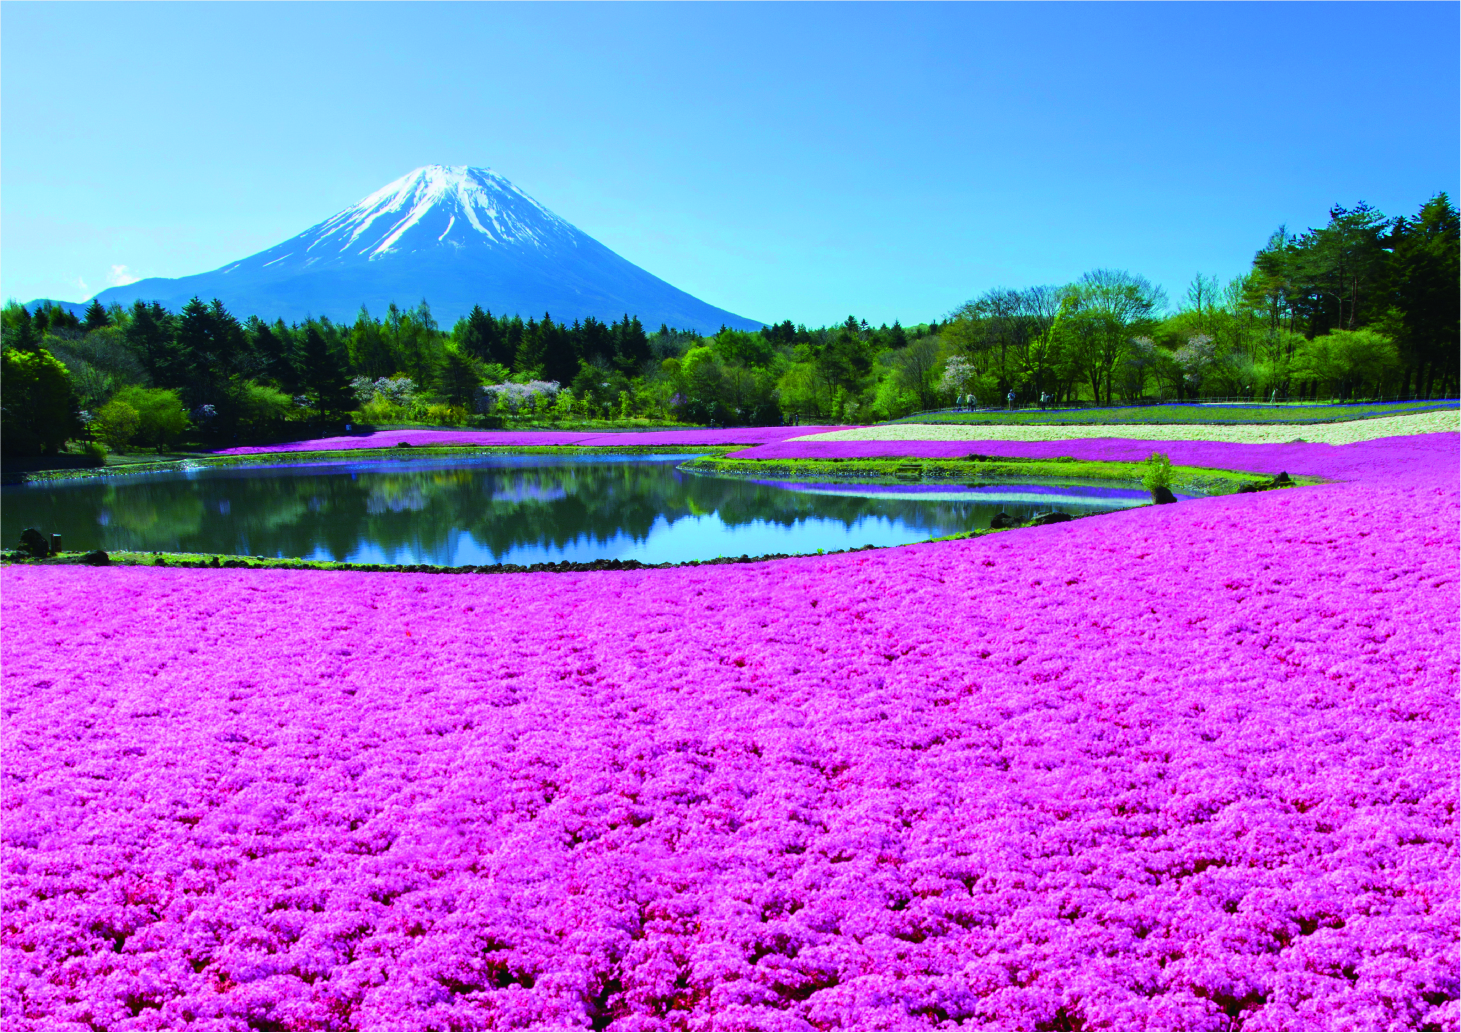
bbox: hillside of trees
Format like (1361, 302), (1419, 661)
(3, 193), (1455, 458)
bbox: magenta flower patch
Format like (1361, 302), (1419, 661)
(215, 426), (851, 456)
(726, 431), (1458, 484)
(3, 434), (1456, 1030)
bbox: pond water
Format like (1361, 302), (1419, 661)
(2, 455), (1155, 565)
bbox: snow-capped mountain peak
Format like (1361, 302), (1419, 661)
(76, 164), (761, 332)
(303, 165), (575, 260)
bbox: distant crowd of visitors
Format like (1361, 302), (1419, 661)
(955, 390), (1053, 412)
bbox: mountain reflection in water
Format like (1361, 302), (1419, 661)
(3, 455), (1149, 565)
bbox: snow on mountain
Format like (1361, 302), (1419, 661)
(255, 166), (579, 270)
(65, 165), (761, 332)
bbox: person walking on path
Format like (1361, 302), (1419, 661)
(1007, 388), (1016, 411)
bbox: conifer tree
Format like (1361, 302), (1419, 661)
(302, 324), (353, 417)
(540, 314), (579, 385)
(83, 299), (110, 331)
(4, 306), (38, 353)
(457, 304), (506, 366)
(1391, 192), (1459, 395)
(128, 301), (187, 389)
(438, 345), (484, 407)
(515, 316), (545, 374)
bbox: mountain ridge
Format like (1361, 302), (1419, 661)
(31, 165), (762, 332)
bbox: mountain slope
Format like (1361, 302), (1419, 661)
(65, 166), (762, 332)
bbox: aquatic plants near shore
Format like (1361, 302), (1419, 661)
(2, 435), (1455, 1030)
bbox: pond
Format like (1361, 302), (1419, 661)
(2, 455), (1156, 566)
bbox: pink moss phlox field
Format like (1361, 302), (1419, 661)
(728, 432), (1458, 485)
(3, 437), (1457, 1031)
(215, 427), (850, 456)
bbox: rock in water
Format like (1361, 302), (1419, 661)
(1030, 511), (1073, 525)
(1152, 487), (1178, 505)
(990, 512), (1016, 529)
(16, 528), (48, 558)
(81, 550), (110, 566)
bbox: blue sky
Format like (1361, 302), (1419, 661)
(3, 2), (1456, 326)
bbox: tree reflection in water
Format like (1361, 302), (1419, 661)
(2, 455), (1148, 565)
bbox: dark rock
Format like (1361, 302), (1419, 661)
(16, 528), (48, 558)
(395, 441), (412, 448)
(81, 550), (110, 566)
(1152, 487), (1178, 505)
(210, 556), (221, 568)
(49, 534), (62, 555)
(155, 556), (167, 566)
(1029, 511), (1073, 525)
(1238, 483), (1261, 494)
(1272, 471), (1292, 485)
(989, 512), (1016, 529)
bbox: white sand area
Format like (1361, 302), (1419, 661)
(793, 409), (1459, 446)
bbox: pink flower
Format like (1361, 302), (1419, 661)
(2, 433), (1455, 1030)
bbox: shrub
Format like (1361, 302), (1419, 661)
(478, 380), (559, 416)
(80, 441), (108, 466)
(1141, 451), (1173, 498)
(360, 392), (407, 424)
(352, 375), (417, 407)
(92, 399), (141, 449)
(233, 382), (294, 435)
(110, 386), (188, 448)
(423, 403), (468, 426)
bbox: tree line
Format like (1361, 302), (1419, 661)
(941, 193), (1457, 406)
(2, 192), (1454, 456)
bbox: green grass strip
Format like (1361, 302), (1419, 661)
(683, 455), (1316, 495)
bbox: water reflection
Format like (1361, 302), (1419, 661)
(3, 455), (1151, 565)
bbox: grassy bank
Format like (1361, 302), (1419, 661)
(684, 454), (1312, 495)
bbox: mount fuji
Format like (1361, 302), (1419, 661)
(69, 165), (762, 332)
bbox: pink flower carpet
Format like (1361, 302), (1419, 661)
(214, 427), (849, 456)
(724, 432), (1455, 483)
(2, 434), (1456, 1030)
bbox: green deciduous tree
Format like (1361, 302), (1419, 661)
(93, 399), (142, 449)
(1, 346), (80, 455)
(109, 386), (189, 449)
